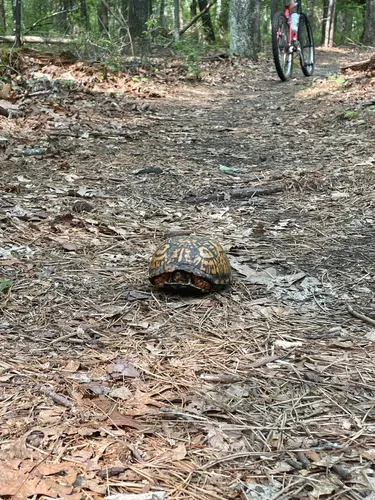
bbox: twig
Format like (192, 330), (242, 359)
(106, 493), (166, 500)
(249, 353), (288, 368)
(36, 385), (75, 408)
(183, 185), (283, 204)
(50, 331), (79, 344)
(347, 305), (375, 327)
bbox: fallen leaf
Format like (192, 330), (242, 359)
(62, 360), (81, 373)
(0, 460), (80, 498)
(91, 396), (141, 429)
(107, 358), (140, 379)
(109, 386), (133, 400)
(61, 241), (78, 252)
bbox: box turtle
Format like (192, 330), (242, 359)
(149, 236), (231, 292)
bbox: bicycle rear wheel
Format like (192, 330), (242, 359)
(298, 13), (315, 77)
(271, 11), (293, 82)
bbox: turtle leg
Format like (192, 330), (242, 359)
(192, 276), (211, 291)
(152, 273), (170, 287)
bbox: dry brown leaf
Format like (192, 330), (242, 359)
(38, 408), (65, 425)
(62, 360), (81, 373)
(0, 83), (12, 99)
(109, 386), (133, 400)
(61, 241), (78, 252)
(91, 396), (141, 429)
(107, 358), (140, 379)
(0, 460), (80, 498)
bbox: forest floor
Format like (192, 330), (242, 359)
(0, 46), (375, 500)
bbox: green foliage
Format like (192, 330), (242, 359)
(58, 79), (78, 89)
(174, 38), (204, 76)
(0, 48), (22, 78)
(0, 279), (12, 293)
(340, 109), (359, 120)
(328, 74), (346, 84)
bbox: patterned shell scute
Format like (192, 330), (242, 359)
(149, 236), (231, 285)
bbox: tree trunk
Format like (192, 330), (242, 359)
(343, 9), (353, 40)
(0, 0), (6, 33)
(323, 0), (336, 47)
(80, 0), (89, 30)
(12, 0), (21, 47)
(321, 0), (328, 45)
(128, 0), (150, 51)
(58, 1), (73, 34)
(230, 0), (261, 59)
(120, 0), (129, 41)
(307, 0), (315, 31)
(159, 0), (166, 28)
(98, 0), (109, 35)
(174, 0), (180, 40)
(218, 0), (229, 32)
(190, 0), (197, 17)
(363, 0), (375, 45)
(198, 0), (215, 41)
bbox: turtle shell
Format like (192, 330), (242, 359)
(149, 236), (231, 291)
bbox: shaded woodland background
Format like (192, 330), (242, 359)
(1, 0), (374, 65)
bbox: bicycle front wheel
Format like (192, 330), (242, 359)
(298, 13), (315, 77)
(271, 11), (293, 82)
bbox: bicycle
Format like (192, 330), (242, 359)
(271, 1), (315, 81)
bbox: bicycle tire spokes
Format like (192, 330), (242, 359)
(272, 7), (315, 81)
(272, 11), (294, 81)
(298, 13), (315, 77)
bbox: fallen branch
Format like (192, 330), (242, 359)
(183, 185), (283, 204)
(341, 53), (375, 72)
(0, 35), (76, 45)
(164, 1), (217, 48)
(347, 305), (375, 327)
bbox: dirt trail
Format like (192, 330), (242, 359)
(0, 48), (374, 499)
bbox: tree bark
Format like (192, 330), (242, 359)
(174, 0), (180, 40)
(98, 0), (109, 35)
(0, 0), (6, 33)
(128, 0), (150, 52)
(322, 0), (336, 47)
(159, 0), (166, 28)
(12, 0), (21, 47)
(198, 0), (215, 41)
(58, 1), (73, 34)
(80, 0), (89, 30)
(343, 9), (353, 39)
(321, 0), (328, 45)
(218, 0), (229, 32)
(307, 0), (315, 31)
(363, 0), (375, 45)
(230, 0), (261, 59)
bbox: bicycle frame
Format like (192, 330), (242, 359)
(272, 1), (315, 80)
(283, 5), (298, 44)
(280, 3), (308, 67)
